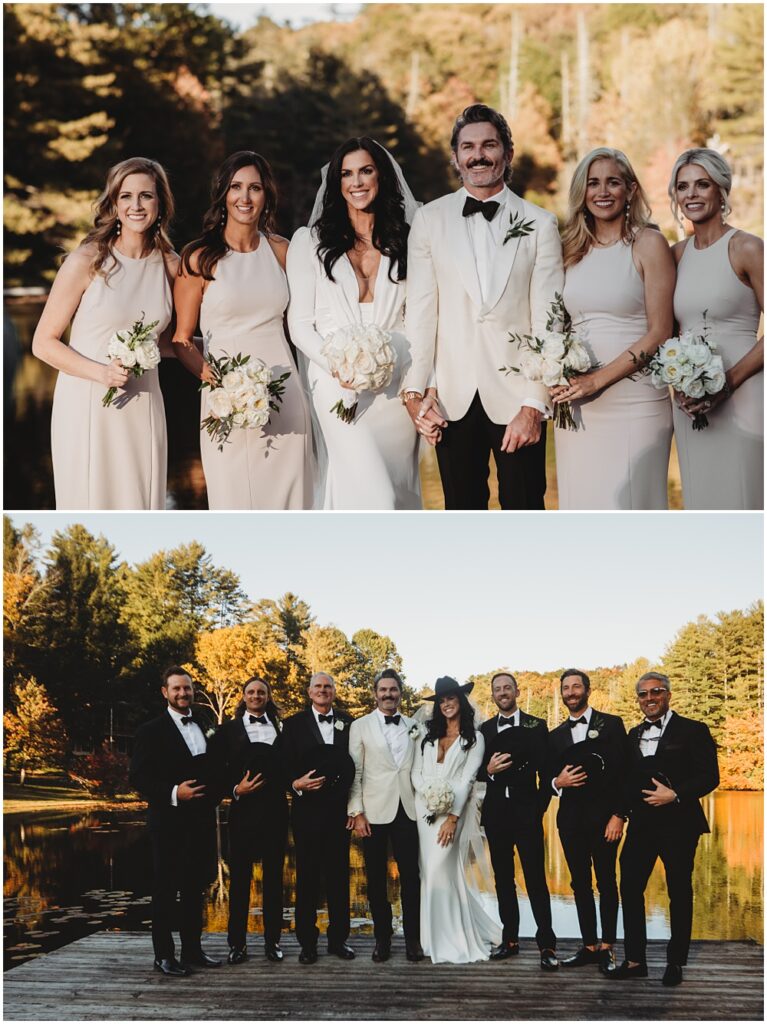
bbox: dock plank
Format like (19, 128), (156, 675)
(4, 933), (763, 1021)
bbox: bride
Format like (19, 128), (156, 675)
(411, 677), (502, 963)
(286, 137), (422, 509)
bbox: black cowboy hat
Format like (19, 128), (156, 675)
(553, 739), (607, 783)
(301, 745), (355, 791)
(631, 755), (672, 795)
(486, 725), (535, 775)
(240, 741), (280, 783)
(424, 676), (474, 702)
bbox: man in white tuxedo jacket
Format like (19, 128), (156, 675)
(347, 669), (423, 963)
(401, 103), (564, 509)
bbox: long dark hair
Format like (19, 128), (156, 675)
(181, 151), (279, 281)
(234, 676), (282, 726)
(314, 137), (409, 284)
(422, 691), (476, 751)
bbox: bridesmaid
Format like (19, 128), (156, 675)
(33, 157), (176, 509)
(551, 148), (675, 509)
(669, 148), (764, 510)
(174, 151), (312, 510)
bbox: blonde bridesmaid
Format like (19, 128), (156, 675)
(33, 158), (176, 509)
(552, 148), (676, 510)
(174, 152), (312, 510)
(669, 148), (763, 510)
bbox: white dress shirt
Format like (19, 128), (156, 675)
(552, 706), (593, 795)
(243, 710), (277, 745)
(375, 707), (408, 767)
(312, 705), (337, 745)
(488, 708), (520, 796)
(167, 706), (206, 806)
(639, 709), (673, 757)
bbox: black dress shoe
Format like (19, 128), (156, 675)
(265, 942), (284, 963)
(227, 946), (248, 965)
(372, 941), (391, 963)
(299, 947), (318, 964)
(606, 960), (648, 979)
(599, 948), (616, 974)
(154, 957), (191, 977)
(489, 941), (520, 961)
(405, 940), (425, 962)
(328, 942), (355, 960)
(181, 951), (223, 968)
(662, 964), (683, 987)
(561, 946), (602, 968)
(540, 949), (559, 971)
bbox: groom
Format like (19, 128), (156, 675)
(401, 103), (564, 509)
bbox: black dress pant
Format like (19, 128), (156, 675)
(435, 391), (547, 510)
(559, 823), (619, 945)
(485, 819), (556, 950)
(293, 813), (350, 950)
(227, 809), (287, 948)
(620, 826), (700, 966)
(150, 817), (217, 960)
(362, 801), (421, 943)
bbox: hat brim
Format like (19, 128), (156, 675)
(486, 728), (533, 773)
(554, 740), (607, 782)
(425, 681), (475, 701)
(301, 746), (355, 791)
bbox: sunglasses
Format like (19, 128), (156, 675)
(637, 687), (669, 698)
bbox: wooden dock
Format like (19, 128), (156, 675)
(3, 933), (763, 1021)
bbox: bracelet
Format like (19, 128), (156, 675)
(401, 390), (423, 405)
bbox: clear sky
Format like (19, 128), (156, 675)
(11, 512), (762, 689)
(201, 3), (363, 30)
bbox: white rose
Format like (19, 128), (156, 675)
(353, 348), (378, 377)
(565, 343), (592, 373)
(685, 342), (711, 367)
(685, 377), (705, 399)
(704, 368), (726, 394)
(541, 358), (564, 387)
(541, 332), (566, 361)
(660, 360), (683, 385)
(518, 351), (544, 382)
(207, 388), (234, 419)
(222, 368), (247, 393)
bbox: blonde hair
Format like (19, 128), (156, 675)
(561, 147), (652, 268)
(80, 157), (175, 279)
(668, 148), (732, 229)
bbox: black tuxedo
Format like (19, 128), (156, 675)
(479, 712), (555, 950)
(620, 711), (719, 966)
(209, 714), (288, 950)
(281, 706), (355, 950)
(547, 709), (629, 946)
(129, 709), (221, 961)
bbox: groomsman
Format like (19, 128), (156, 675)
(479, 672), (558, 970)
(347, 669), (424, 963)
(608, 672), (719, 986)
(548, 669), (629, 971)
(281, 672), (355, 964)
(401, 102), (564, 509)
(129, 667), (222, 976)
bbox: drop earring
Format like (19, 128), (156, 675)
(624, 201), (631, 224)
(115, 219), (122, 236)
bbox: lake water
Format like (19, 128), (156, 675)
(4, 791), (761, 970)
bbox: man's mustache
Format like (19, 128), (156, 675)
(468, 160), (493, 168)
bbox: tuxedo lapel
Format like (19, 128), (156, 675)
(655, 713), (678, 755)
(447, 191), (482, 309)
(305, 708), (325, 747)
(483, 190), (525, 314)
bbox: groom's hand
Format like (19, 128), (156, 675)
(351, 812), (372, 837)
(501, 407), (542, 453)
(405, 390), (447, 446)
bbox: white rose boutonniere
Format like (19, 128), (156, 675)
(205, 727), (216, 739)
(408, 723), (423, 741)
(587, 729), (599, 740)
(334, 720), (345, 732)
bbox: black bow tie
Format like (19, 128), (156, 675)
(383, 714), (401, 726)
(498, 717), (516, 728)
(180, 716), (193, 726)
(642, 719), (663, 731)
(568, 716), (587, 728)
(462, 195), (500, 221)
(249, 714), (268, 725)
(318, 714), (334, 724)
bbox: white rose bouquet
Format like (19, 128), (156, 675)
(320, 322), (396, 423)
(500, 294), (594, 430)
(636, 313), (725, 430)
(200, 351), (290, 451)
(421, 780), (455, 825)
(102, 311), (160, 407)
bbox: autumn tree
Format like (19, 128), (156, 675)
(4, 676), (68, 783)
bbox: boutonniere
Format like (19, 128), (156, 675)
(408, 722), (424, 740)
(587, 729), (600, 740)
(274, 719), (282, 733)
(503, 210), (536, 245)
(334, 720), (345, 732)
(522, 718), (538, 729)
(205, 727), (216, 739)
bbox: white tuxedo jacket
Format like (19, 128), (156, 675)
(347, 711), (417, 823)
(403, 187), (564, 424)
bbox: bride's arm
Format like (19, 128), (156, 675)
(285, 227), (331, 372)
(450, 733), (485, 818)
(410, 741), (426, 796)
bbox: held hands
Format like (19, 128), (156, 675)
(642, 778), (678, 807)
(603, 814), (625, 843)
(200, 360), (217, 386)
(501, 406), (541, 453)
(293, 769), (326, 793)
(100, 360), (130, 389)
(406, 390), (447, 446)
(234, 770), (265, 798)
(177, 779), (206, 801)
(349, 812), (372, 838)
(555, 764), (588, 789)
(487, 752), (513, 775)
(437, 813), (459, 848)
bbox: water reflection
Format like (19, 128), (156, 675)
(4, 792), (761, 970)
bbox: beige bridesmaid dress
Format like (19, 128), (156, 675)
(673, 229), (763, 510)
(199, 239), (312, 509)
(50, 250), (171, 509)
(555, 241), (673, 509)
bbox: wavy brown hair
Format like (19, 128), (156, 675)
(561, 147), (652, 268)
(80, 157), (175, 280)
(181, 151), (279, 281)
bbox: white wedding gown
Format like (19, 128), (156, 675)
(411, 732), (502, 963)
(286, 227), (421, 510)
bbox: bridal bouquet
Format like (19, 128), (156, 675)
(200, 352), (290, 451)
(500, 294), (594, 431)
(321, 322), (395, 423)
(637, 314), (725, 430)
(422, 780), (454, 825)
(102, 311), (160, 407)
